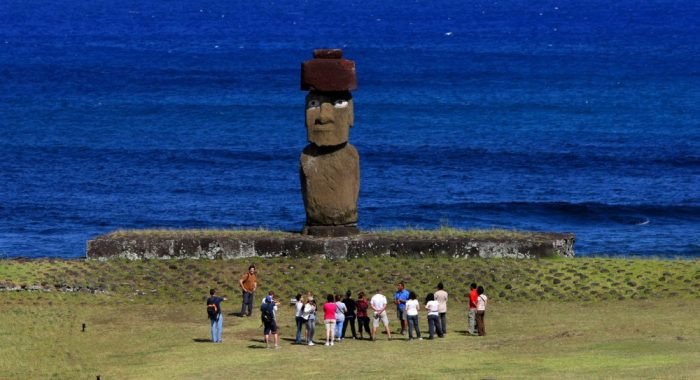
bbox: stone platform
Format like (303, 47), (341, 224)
(86, 230), (575, 260)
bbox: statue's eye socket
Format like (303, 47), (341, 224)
(307, 99), (320, 108)
(333, 99), (348, 108)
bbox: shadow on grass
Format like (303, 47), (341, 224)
(247, 344), (269, 349)
(192, 338), (213, 343)
(454, 330), (478, 336)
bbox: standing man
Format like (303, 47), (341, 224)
(341, 290), (357, 339)
(393, 281), (410, 335)
(206, 288), (227, 343)
(370, 288), (392, 341)
(468, 283), (478, 335)
(434, 282), (448, 335)
(238, 264), (257, 317)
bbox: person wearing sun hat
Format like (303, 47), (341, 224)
(261, 293), (280, 348)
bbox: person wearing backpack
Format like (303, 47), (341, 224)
(261, 294), (280, 349)
(206, 288), (227, 343)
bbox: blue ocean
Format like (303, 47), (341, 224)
(0, 1), (698, 258)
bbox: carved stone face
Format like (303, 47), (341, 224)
(305, 91), (354, 146)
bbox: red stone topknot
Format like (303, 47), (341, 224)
(301, 48), (357, 92)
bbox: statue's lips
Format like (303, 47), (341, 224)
(312, 123), (336, 132)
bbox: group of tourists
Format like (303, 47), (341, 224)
(205, 264), (488, 347)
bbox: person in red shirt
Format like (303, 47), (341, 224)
(355, 292), (371, 339)
(468, 283), (478, 336)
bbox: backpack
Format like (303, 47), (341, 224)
(261, 302), (274, 323)
(207, 301), (219, 320)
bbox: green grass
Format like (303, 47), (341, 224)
(0, 293), (697, 379)
(1, 257), (697, 303)
(1, 257), (698, 378)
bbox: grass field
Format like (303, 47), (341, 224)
(1, 257), (698, 379)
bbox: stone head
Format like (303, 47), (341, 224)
(301, 49), (356, 147)
(305, 91), (353, 146)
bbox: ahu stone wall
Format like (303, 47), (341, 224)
(87, 232), (575, 260)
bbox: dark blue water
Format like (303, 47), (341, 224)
(1, 1), (698, 258)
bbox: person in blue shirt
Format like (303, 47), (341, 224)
(206, 288), (227, 343)
(393, 281), (410, 335)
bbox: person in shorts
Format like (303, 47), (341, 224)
(261, 294), (279, 349)
(394, 281), (410, 335)
(323, 294), (338, 346)
(370, 289), (391, 341)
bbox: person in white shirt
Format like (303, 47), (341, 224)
(334, 294), (347, 341)
(294, 293), (305, 344)
(424, 293), (443, 339)
(370, 289), (392, 340)
(434, 282), (448, 335)
(405, 291), (422, 340)
(301, 292), (317, 345)
(476, 286), (488, 336)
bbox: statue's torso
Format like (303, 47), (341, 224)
(300, 143), (360, 226)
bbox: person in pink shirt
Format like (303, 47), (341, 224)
(323, 294), (338, 346)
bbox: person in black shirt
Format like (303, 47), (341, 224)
(207, 288), (227, 343)
(341, 290), (357, 339)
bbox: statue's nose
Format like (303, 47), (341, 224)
(318, 102), (334, 123)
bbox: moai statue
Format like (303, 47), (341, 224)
(299, 49), (360, 237)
